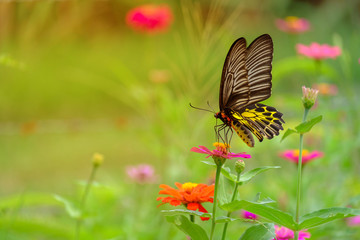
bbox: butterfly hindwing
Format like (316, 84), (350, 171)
(230, 103), (284, 142)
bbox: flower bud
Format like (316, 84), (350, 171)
(92, 153), (104, 167)
(302, 86), (319, 109)
(235, 159), (245, 174)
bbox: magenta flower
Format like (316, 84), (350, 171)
(126, 164), (156, 184)
(126, 4), (173, 34)
(191, 143), (251, 160)
(312, 83), (338, 96)
(347, 216), (360, 226)
(296, 43), (341, 60)
(275, 16), (310, 34)
(241, 210), (258, 220)
(273, 225), (311, 240)
(280, 149), (323, 165)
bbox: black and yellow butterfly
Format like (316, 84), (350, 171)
(214, 34), (285, 147)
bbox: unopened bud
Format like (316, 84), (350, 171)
(92, 153), (104, 167)
(235, 159), (245, 174)
(302, 86), (319, 109)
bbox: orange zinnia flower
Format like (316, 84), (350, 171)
(157, 182), (214, 221)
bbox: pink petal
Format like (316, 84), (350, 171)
(190, 146), (210, 154)
(228, 153), (252, 159)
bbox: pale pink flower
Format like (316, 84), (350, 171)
(296, 43), (341, 60)
(273, 225), (311, 240)
(276, 16), (310, 34)
(347, 216), (360, 226)
(312, 83), (338, 96)
(191, 142), (251, 160)
(241, 210), (258, 220)
(126, 164), (156, 184)
(126, 4), (173, 34)
(280, 149), (323, 165)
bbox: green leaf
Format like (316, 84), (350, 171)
(299, 207), (360, 230)
(0, 218), (72, 238)
(0, 192), (62, 209)
(53, 195), (81, 219)
(161, 209), (211, 219)
(281, 128), (297, 142)
(220, 200), (296, 229)
(165, 215), (209, 240)
(201, 161), (237, 182)
(221, 167), (238, 182)
(239, 223), (275, 240)
(215, 216), (241, 223)
(295, 115), (323, 134)
(239, 166), (281, 184)
(201, 160), (215, 166)
(215, 216), (257, 224)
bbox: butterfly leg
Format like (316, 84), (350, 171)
(215, 124), (226, 143)
(224, 126), (233, 146)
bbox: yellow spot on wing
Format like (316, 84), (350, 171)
(241, 112), (256, 118)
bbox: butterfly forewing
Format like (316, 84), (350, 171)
(220, 34), (273, 112)
(219, 38), (248, 111)
(243, 34), (273, 109)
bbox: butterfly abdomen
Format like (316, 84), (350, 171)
(231, 121), (255, 147)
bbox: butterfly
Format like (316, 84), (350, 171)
(214, 34), (285, 147)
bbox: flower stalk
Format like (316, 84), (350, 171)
(210, 159), (224, 240)
(76, 153), (103, 239)
(221, 164), (243, 240)
(295, 87), (317, 240)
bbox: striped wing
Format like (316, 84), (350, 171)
(230, 103), (285, 146)
(220, 34), (273, 112)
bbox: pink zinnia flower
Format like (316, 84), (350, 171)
(241, 210), (258, 220)
(280, 149), (323, 165)
(126, 164), (156, 184)
(126, 4), (173, 34)
(191, 142), (251, 160)
(276, 16), (310, 34)
(312, 83), (338, 96)
(273, 225), (311, 240)
(296, 43), (341, 60)
(347, 216), (360, 226)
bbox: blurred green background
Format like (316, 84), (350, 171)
(1, 0), (360, 239)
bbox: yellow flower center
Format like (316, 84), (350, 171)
(285, 16), (299, 22)
(213, 142), (230, 154)
(285, 16), (302, 29)
(293, 149), (309, 157)
(182, 182), (198, 191)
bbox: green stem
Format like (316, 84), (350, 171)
(76, 165), (99, 240)
(190, 214), (195, 223)
(294, 108), (309, 240)
(314, 60), (322, 82)
(221, 173), (241, 240)
(210, 162), (223, 240)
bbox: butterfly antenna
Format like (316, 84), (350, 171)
(207, 101), (216, 113)
(189, 103), (214, 113)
